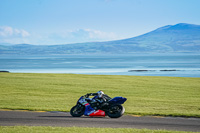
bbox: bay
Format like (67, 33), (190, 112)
(0, 53), (200, 77)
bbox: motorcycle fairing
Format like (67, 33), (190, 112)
(109, 97), (127, 104)
(89, 109), (105, 117)
(77, 96), (88, 105)
(78, 97), (105, 117)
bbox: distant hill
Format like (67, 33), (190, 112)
(0, 23), (200, 55)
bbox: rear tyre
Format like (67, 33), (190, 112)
(70, 104), (85, 117)
(106, 104), (125, 118)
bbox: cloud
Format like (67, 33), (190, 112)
(0, 26), (117, 45)
(66, 28), (117, 41)
(0, 26), (30, 44)
(44, 28), (118, 45)
(84, 29), (116, 40)
(48, 28), (118, 45)
(0, 26), (30, 37)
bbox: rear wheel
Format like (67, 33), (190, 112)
(70, 104), (85, 117)
(106, 105), (125, 118)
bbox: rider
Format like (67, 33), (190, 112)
(85, 90), (111, 108)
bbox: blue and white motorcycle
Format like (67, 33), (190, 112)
(70, 94), (127, 118)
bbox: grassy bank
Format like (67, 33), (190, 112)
(0, 126), (196, 133)
(0, 73), (200, 117)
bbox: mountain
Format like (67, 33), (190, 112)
(0, 23), (200, 55)
(107, 23), (200, 52)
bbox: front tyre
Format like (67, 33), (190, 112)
(106, 104), (125, 118)
(70, 104), (85, 117)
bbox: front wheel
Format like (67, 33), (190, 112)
(70, 104), (85, 117)
(106, 104), (125, 118)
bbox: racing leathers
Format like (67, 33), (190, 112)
(85, 93), (112, 109)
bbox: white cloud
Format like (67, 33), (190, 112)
(84, 29), (116, 40)
(67, 28), (117, 41)
(0, 26), (118, 45)
(0, 26), (30, 37)
(0, 26), (30, 44)
(0, 26), (13, 37)
(43, 28), (119, 45)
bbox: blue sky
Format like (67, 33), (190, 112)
(0, 0), (200, 45)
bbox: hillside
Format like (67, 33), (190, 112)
(0, 23), (200, 54)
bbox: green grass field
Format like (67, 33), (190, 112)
(0, 73), (200, 117)
(0, 126), (196, 133)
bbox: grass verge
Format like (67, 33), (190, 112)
(0, 73), (200, 117)
(0, 126), (197, 133)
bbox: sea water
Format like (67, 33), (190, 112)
(0, 53), (200, 77)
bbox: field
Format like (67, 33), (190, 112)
(0, 126), (196, 133)
(0, 73), (200, 117)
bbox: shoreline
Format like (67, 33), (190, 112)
(128, 69), (179, 72)
(1, 71), (200, 78)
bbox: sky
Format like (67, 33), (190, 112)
(0, 0), (200, 45)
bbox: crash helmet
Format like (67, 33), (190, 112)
(97, 90), (104, 98)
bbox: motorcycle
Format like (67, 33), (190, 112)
(70, 94), (127, 118)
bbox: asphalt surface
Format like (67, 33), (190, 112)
(0, 111), (200, 132)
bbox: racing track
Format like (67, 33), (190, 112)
(0, 110), (200, 132)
